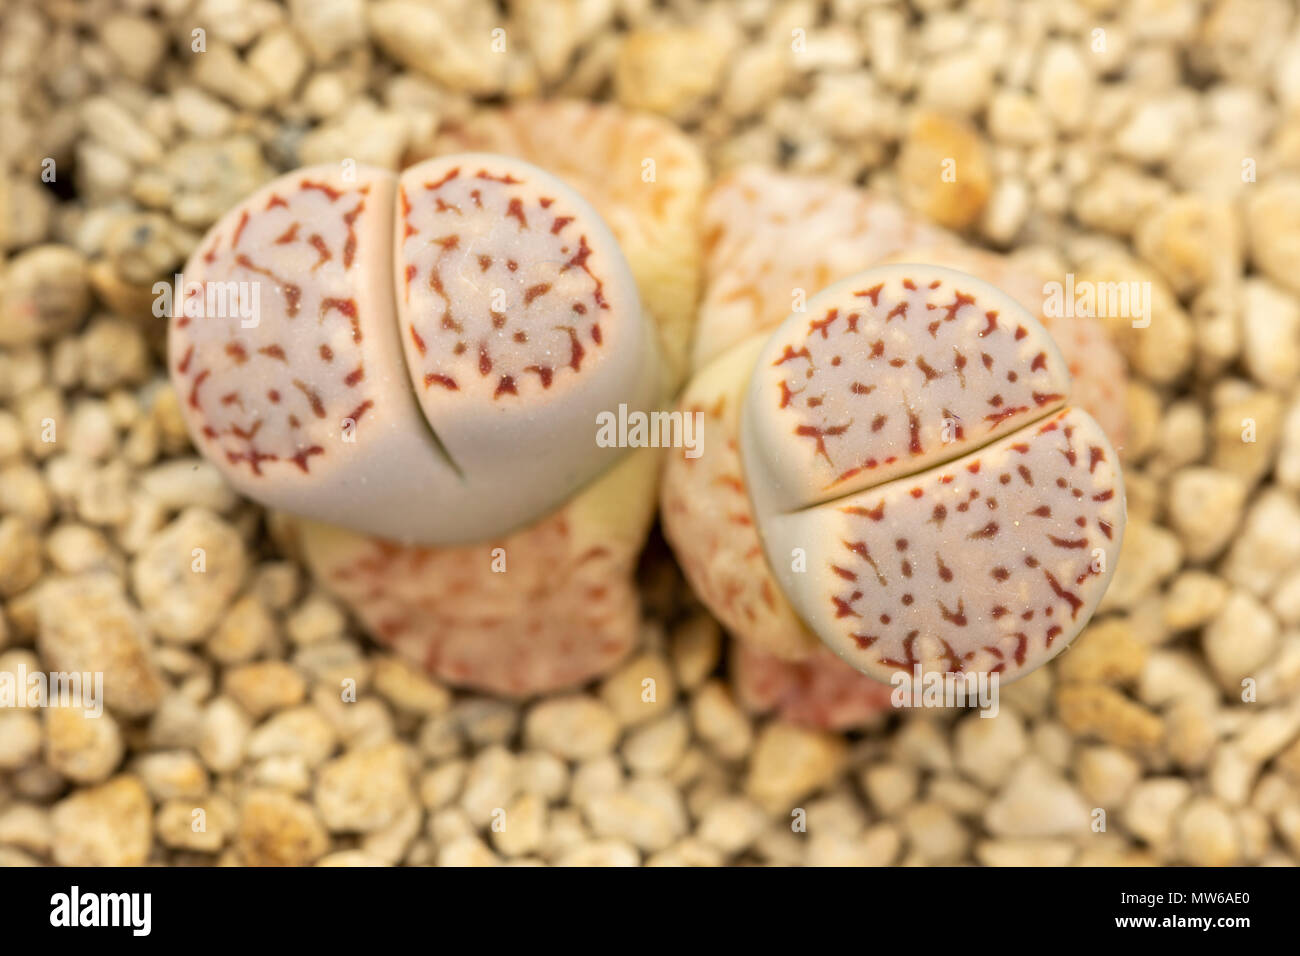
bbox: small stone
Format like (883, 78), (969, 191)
(1221, 490), (1300, 596)
(976, 839), (1075, 867)
(1203, 590), (1278, 689)
(0, 516), (41, 596)
(902, 801), (970, 863)
(696, 796), (767, 856)
(1241, 279), (1300, 390)
(1035, 41), (1093, 133)
(51, 775), (152, 866)
(1166, 467), (1248, 562)
(132, 508), (248, 642)
(491, 792), (547, 858)
(554, 839), (639, 867)
(157, 796), (235, 853)
(1212, 386), (1283, 485)
(918, 50), (993, 116)
(1162, 570), (1230, 632)
(316, 742), (414, 832)
(246, 706), (338, 766)
(623, 709), (690, 776)
(984, 758), (1090, 837)
(1099, 521), (1182, 611)
(615, 29), (729, 120)
(208, 594), (277, 664)
(645, 837), (725, 867)
(690, 680), (753, 761)
(418, 760), (466, 810)
(1164, 700), (1219, 770)
(525, 696), (619, 760)
(80, 317), (150, 391)
(285, 592), (347, 645)
(954, 710), (1028, 788)
(372, 655), (452, 715)
(669, 614), (721, 690)
(36, 573), (165, 717)
(134, 750), (208, 800)
(236, 789), (329, 866)
(599, 652), (676, 726)
(452, 698), (519, 747)
(198, 697), (251, 773)
(0, 802), (52, 855)
(745, 723), (846, 814)
(517, 750), (569, 802)
(1123, 777), (1192, 850)
(897, 110), (992, 229)
(860, 762), (920, 816)
(101, 14), (166, 82)
(368, 0), (508, 95)
(223, 661), (307, 718)
(460, 746), (519, 827)
(289, 0), (366, 63)
(1056, 617), (1147, 685)
(0, 711), (41, 769)
(1075, 745), (1141, 807)
(44, 707), (124, 783)
(246, 27), (307, 102)
(1246, 177), (1300, 296)
(1056, 683), (1164, 750)
(141, 459), (239, 513)
(0, 245), (90, 347)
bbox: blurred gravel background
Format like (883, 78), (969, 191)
(1, 0), (1299, 866)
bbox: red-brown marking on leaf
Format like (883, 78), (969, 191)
(809, 308), (839, 337)
(506, 198), (528, 228)
(1044, 571), (1084, 616)
(292, 379), (326, 418)
(308, 233), (332, 269)
(231, 210), (250, 249)
(425, 373), (458, 390)
(855, 283), (883, 305)
(968, 521), (999, 540)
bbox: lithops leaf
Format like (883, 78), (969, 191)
(660, 336), (819, 660)
(741, 264), (1073, 515)
(168, 163), (462, 544)
(296, 445), (660, 696)
(694, 166), (951, 367)
(746, 264), (1126, 685)
(731, 640), (895, 731)
(394, 153), (658, 539)
(431, 100), (708, 388)
(879, 243), (1128, 448)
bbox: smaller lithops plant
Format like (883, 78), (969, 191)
(664, 262), (1126, 704)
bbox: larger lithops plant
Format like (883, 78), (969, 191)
(666, 168), (1129, 728)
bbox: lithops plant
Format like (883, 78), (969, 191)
(667, 167), (1129, 728)
(664, 262), (1126, 721)
(170, 144), (684, 693)
(170, 153), (659, 547)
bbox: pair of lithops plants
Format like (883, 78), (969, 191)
(170, 101), (1127, 725)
